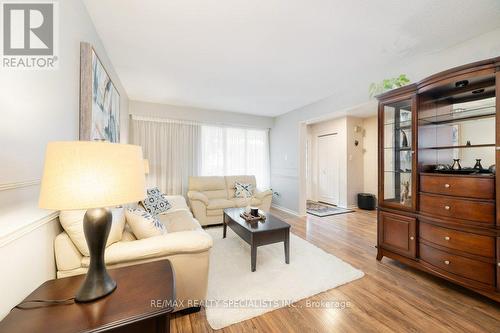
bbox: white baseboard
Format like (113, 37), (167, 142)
(271, 204), (300, 217)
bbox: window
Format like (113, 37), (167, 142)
(200, 125), (270, 189)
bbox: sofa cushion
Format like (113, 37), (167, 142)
(54, 232), (83, 271)
(251, 197), (263, 206)
(225, 175), (256, 198)
(231, 197), (262, 207)
(231, 197), (250, 208)
(207, 209), (223, 217)
(158, 210), (201, 233)
(189, 176), (226, 191)
(125, 208), (166, 239)
(141, 187), (172, 215)
(254, 189), (273, 199)
(188, 176), (229, 199)
(121, 229), (137, 242)
(59, 208), (125, 256)
(164, 195), (190, 211)
(234, 182), (254, 198)
(204, 189), (229, 199)
(207, 198), (235, 210)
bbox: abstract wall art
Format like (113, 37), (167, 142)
(79, 42), (120, 142)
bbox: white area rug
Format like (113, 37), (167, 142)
(204, 227), (364, 330)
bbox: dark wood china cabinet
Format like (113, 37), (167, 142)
(377, 57), (500, 301)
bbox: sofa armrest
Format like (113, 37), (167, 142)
(187, 191), (209, 205)
(81, 230), (213, 267)
(54, 232), (83, 271)
(254, 189), (272, 200)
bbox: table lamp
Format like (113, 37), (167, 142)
(39, 141), (146, 302)
(143, 159), (150, 175)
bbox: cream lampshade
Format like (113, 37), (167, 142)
(143, 159), (150, 175)
(39, 141), (146, 302)
(39, 141), (146, 210)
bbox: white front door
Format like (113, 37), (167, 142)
(317, 134), (339, 205)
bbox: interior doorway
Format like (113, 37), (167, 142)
(317, 133), (339, 205)
(299, 101), (379, 216)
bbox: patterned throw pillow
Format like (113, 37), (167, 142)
(125, 208), (166, 239)
(234, 182), (253, 198)
(141, 187), (171, 215)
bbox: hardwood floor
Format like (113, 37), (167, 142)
(170, 209), (500, 332)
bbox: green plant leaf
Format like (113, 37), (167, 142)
(369, 74), (410, 98)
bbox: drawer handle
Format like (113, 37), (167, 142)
(444, 236), (450, 241)
(410, 236), (414, 240)
(444, 260), (450, 265)
(444, 205), (450, 210)
(444, 184), (450, 188)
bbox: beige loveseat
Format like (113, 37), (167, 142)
(187, 175), (272, 226)
(54, 195), (212, 312)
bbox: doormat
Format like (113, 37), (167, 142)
(306, 201), (353, 217)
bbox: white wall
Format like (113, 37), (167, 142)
(306, 116), (365, 208)
(0, 217), (61, 319)
(346, 117), (365, 207)
(0, 0), (128, 319)
(129, 100), (274, 129)
(270, 28), (500, 213)
(362, 116), (378, 197)
(270, 112), (304, 212)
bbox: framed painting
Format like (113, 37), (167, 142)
(79, 42), (120, 142)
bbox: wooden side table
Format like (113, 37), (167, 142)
(0, 260), (175, 333)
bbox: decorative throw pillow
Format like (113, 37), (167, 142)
(125, 208), (166, 239)
(59, 207), (126, 256)
(140, 187), (172, 215)
(234, 182), (253, 198)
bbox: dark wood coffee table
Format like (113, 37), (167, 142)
(0, 260), (175, 333)
(223, 208), (290, 272)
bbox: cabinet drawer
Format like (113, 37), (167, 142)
(419, 243), (495, 285)
(420, 174), (494, 199)
(419, 222), (495, 258)
(419, 193), (494, 224)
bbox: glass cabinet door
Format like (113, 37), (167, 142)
(382, 98), (415, 209)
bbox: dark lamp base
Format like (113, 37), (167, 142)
(75, 207), (117, 302)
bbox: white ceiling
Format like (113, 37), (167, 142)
(84, 0), (500, 117)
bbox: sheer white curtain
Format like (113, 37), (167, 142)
(130, 117), (201, 196)
(200, 125), (270, 189)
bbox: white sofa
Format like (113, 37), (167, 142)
(54, 195), (212, 312)
(187, 175), (273, 226)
